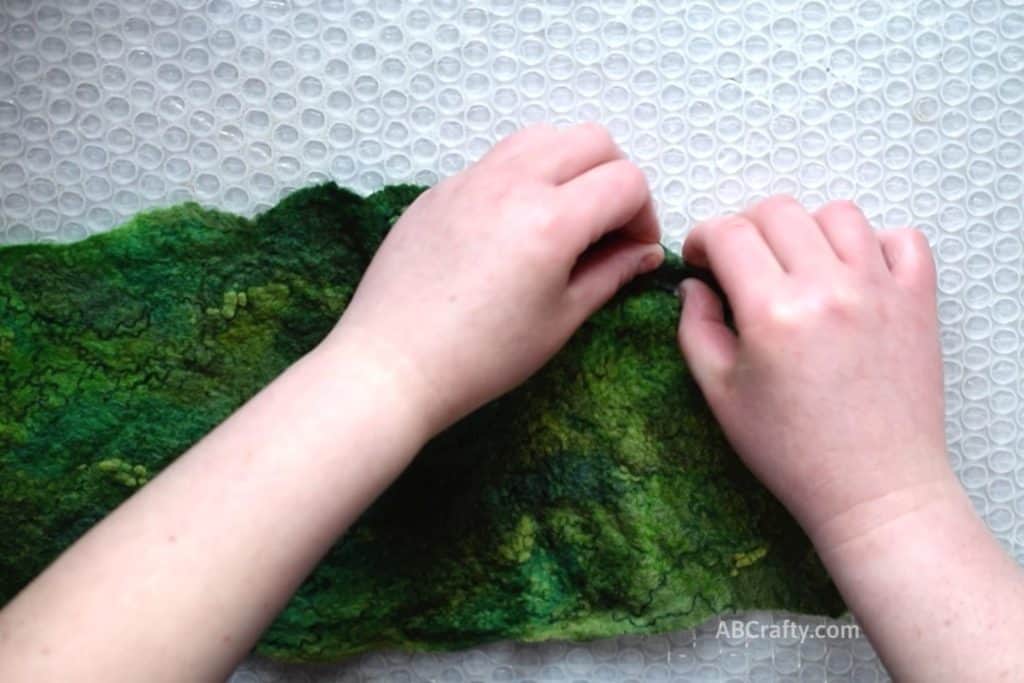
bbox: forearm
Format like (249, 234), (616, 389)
(0, 340), (428, 683)
(0, 123), (659, 682)
(814, 473), (1024, 681)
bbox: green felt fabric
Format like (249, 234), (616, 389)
(0, 183), (843, 662)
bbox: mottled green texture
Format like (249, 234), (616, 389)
(0, 183), (843, 662)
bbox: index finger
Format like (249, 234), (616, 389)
(682, 215), (785, 318)
(557, 159), (660, 251)
(485, 123), (624, 186)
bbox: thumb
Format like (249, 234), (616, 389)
(568, 238), (664, 320)
(677, 278), (737, 395)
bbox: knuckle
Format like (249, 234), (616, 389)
(490, 135), (519, 159)
(518, 208), (566, 264)
(760, 282), (868, 332)
(535, 204), (561, 234)
(525, 122), (558, 138)
(889, 226), (933, 258)
(904, 227), (932, 253)
(906, 228), (938, 278)
(493, 123), (553, 154)
(577, 121), (616, 151)
(820, 199), (861, 217)
(613, 160), (648, 192)
(820, 285), (864, 317)
(521, 194), (562, 237)
(761, 302), (797, 332)
(760, 193), (801, 213)
(716, 215), (758, 237)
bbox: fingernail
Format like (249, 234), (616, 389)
(676, 279), (687, 302)
(639, 247), (663, 273)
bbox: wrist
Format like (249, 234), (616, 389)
(781, 439), (961, 555)
(812, 473), (1021, 682)
(809, 471), (970, 558)
(310, 323), (438, 451)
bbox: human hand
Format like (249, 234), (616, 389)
(325, 124), (663, 439)
(676, 196), (954, 547)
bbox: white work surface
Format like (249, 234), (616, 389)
(2, 1), (1023, 681)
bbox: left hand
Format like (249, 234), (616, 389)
(324, 123), (664, 437)
(676, 196), (947, 540)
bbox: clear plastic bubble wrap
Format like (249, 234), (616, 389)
(1, 1), (1023, 681)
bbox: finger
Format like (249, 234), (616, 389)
(621, 195), (660, 246)
(483, 123), (559, 165)
(545, 122), (623, 184)
(744, 195), (837, 273)
(813, 200), (888, 273)
(486, 123), (623, 186)
(878, 228), (937, 295)
(682, 215), (784, 320)
(558, 159), (660, 249)
(677, 278), (738, 396)
(566, 237), (664, 320)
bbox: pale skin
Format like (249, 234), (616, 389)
(0, 124), (1019, 682)
(678, 197), (1024, 681)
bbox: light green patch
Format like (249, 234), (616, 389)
(95, 458), (150, 488)
(0, 327), (13, 356)
(731, 546), (769, 575)
(498, 514), (537, 564)
(246, 283), (291, 313)
(221, 290), (240, 319)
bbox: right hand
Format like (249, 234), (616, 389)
(324, 123), (663, 441)
(676, 196), (956, 547)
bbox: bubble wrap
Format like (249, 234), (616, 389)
(1, 0), (1023, 680)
